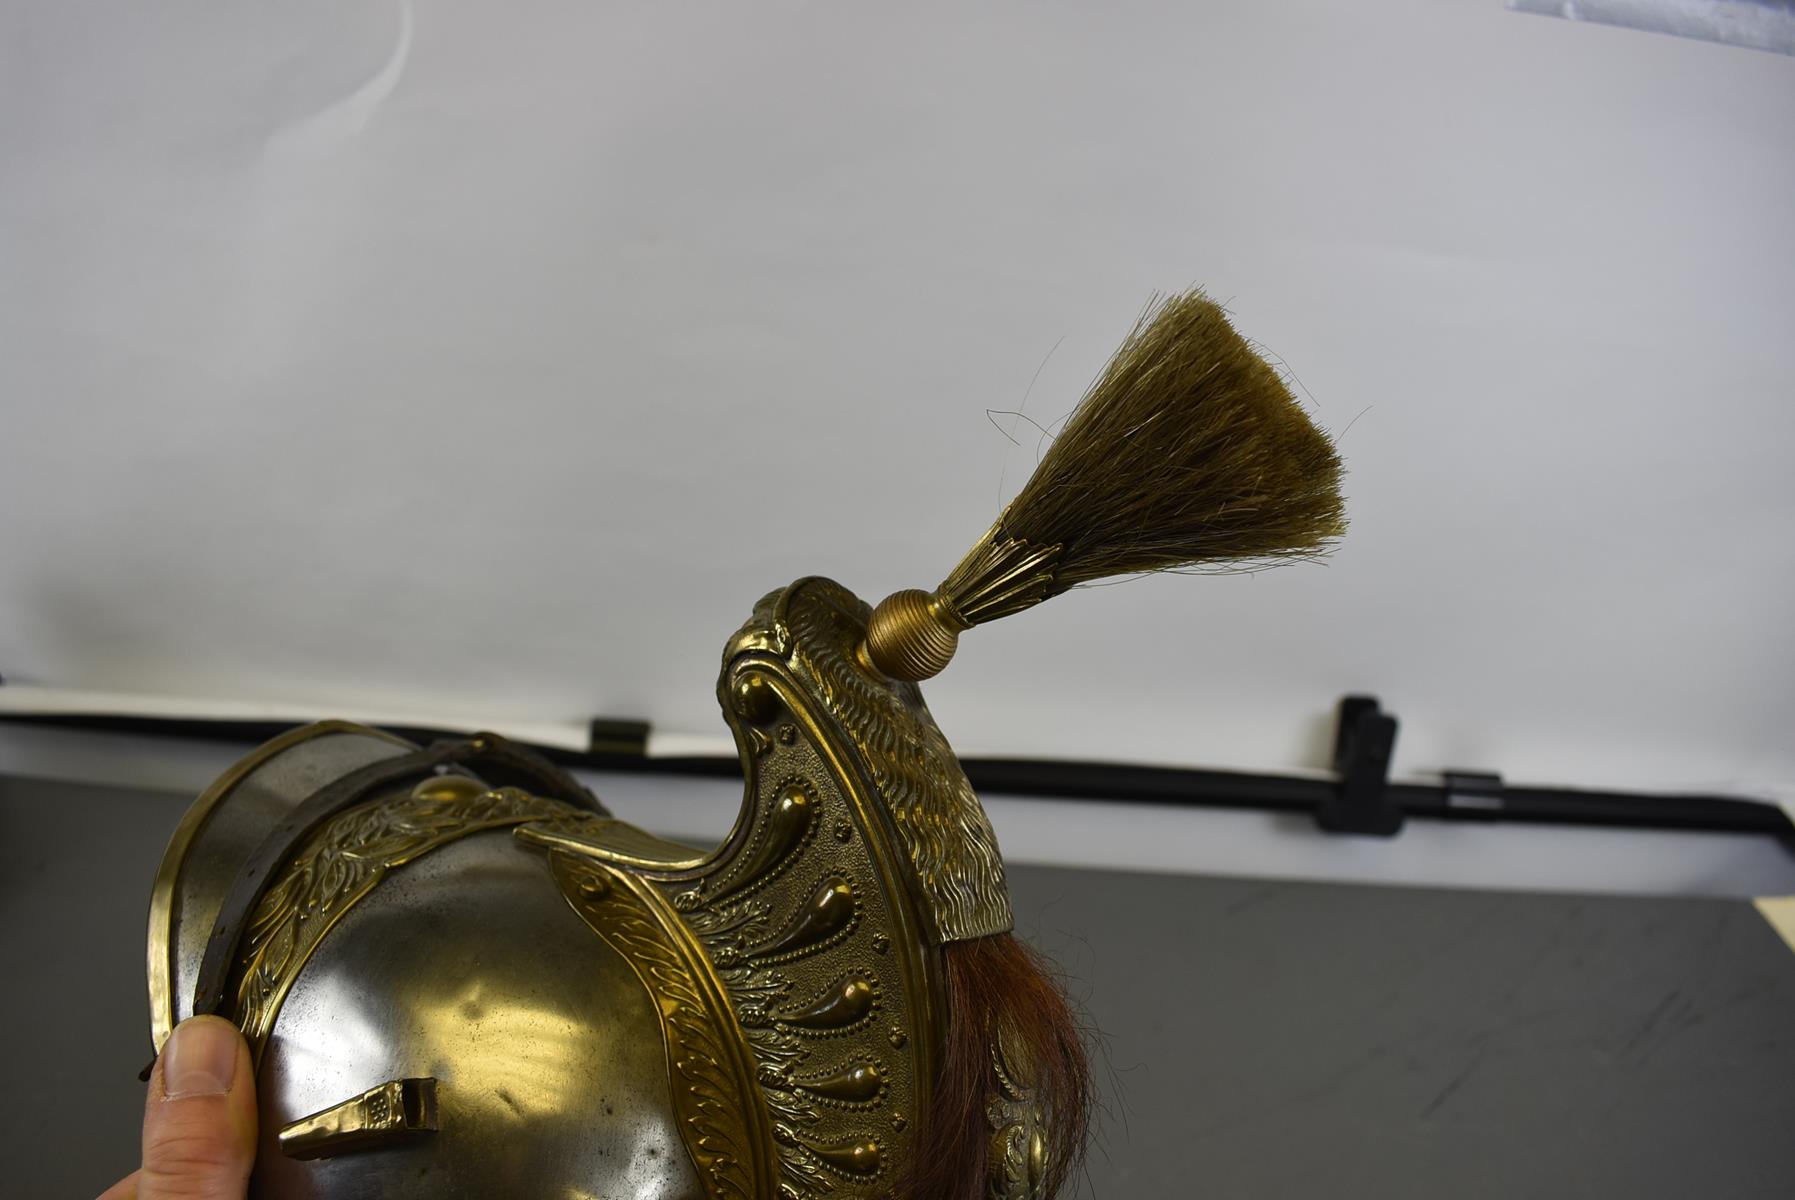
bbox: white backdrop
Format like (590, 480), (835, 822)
(3, 1), (1793, 803)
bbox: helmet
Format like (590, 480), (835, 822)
(142, 291), (1346, 1198)
(150, 577), (1031, 1198)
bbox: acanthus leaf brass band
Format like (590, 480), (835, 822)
(231, 779), (584, 1063)
(547, 851), (770, 1198)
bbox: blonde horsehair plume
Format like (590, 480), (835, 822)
(862, 289), (1347, 681)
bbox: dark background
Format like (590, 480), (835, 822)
(6, 774), (1794, 1198)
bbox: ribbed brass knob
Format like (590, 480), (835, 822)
(862, 589), (963, 681)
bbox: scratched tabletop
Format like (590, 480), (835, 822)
(1011, 861), (1795, 1197)
(5, 773), (1794, 1198)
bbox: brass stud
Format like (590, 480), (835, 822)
(732, 674), (778, 723)
(408, 775), (488, 806)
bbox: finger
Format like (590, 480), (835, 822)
(138, 1016), (258, 1200)
(95, 1170), (138, 1200)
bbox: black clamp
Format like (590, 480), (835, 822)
(587, 717), (651, 758)
(1317, 694), (1403, 836)
(1442, 769), (1505, 819)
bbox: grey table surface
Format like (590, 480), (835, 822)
(4, 772), (1794, 1198)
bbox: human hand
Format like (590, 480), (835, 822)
(98, 1016), (258, 1200)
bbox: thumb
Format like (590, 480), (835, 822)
(138, 1015), (259, 1200)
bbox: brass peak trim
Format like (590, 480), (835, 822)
(278, 1078), (439, 1160)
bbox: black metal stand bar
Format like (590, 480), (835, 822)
(1, 708), (1787, 838)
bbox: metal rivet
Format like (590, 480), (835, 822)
(733, 675), (777, 723)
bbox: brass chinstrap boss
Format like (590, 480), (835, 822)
(143, 290), (1344, 1199)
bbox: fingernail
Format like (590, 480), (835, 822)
(162, 1016), (240, 1099)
